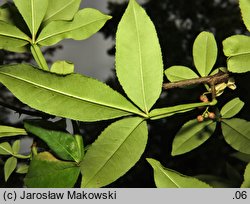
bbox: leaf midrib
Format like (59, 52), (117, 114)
(223, 120), (250, 140)
(0, 71), (139, 115)
(37, 17), (108, 44)
(132, 1), (148, 114)
(83, 119), (144, 187)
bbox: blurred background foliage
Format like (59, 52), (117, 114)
(1, 0), (250, 187)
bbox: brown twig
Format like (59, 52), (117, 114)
(162, 72), (229, 90)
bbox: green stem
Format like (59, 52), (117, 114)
(30, 44), (49, 70)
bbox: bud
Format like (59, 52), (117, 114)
(208, 112), (216, 119)
(197, 115), (204, 122)
(200, 95), (208, 102)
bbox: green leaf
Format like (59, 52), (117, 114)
(241, 163), (250, 187)
(24, 152), (80, 187)
(0, 21), (30, 51)
(0, 125), (27, 138)
(239, 0), (250, 31)
(0, 3), (14, 24)
(13, 0), (48, 39)
(147, 158), (211, 188)
(116, 0), (163, 114)
(193, 31), (218, 77)
(0, 64), (145, 122)
(4, 156), (17, 182)
(75, 134), (84, 161)
(12, 140), (20, 155)
(165, 66), (199, 82)
(24, 122), (81, 162)
(223, 35), (250, 73)
(37, 8), (111, 46)
(149, 101), (215, 120)
(195, 175), (233, 188)
(51, 60), (74, 75)
(172, 119), (216, 156)
(221, 98), (245, 119)
(16, 163), (29, 174)
(80, 117), (148, 188)
(44, 0), (81, 23)
(0, 142), (13, 155)
(222, 118), (250, 154)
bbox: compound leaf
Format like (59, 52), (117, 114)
(193, 31), (217, 77)
(222, 118), (250, 154)
(81, 117), (148, 188)
(221, 98), (245, 119)
(147, 158), (211, 188)
(13, 0), (48, 38)
(37, 8), (111, 46)
(0, 64), (144, 122)
(172, 119), (216, 156)
(24, 152), (80, 187)
(116, 0), (163, 114)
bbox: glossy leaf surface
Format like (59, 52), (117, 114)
(116, 0), (163, 113)
(24, 122), (81, 162)
(81, 117), (148, 188)
(147, 158), (211, 188)
(172, 119), (216, 156)
(0, 64), (144, 122)
(24, 152), (80, 187)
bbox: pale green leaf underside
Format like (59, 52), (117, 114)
(4, 156), (17, 182)
(0, 21), (30, 51)
(51, 60), (74, 75)
(116, 0), (163, 113)
(44, 0), (81, 23)
(221, 98), (244, 119)
(0, 142), (13, 155)
(223, 35), (250, 73)
(239, 0), (250, 32)
(14, 0), (48, 38)
(81, 117), (148, 188)
(241, 163), (250, 187)
(37, 8), (111, 46)
(149, 101), (213, 120)
(24, 122), (81, 162)
(172, 119), (216, 156)
(222, 118), (250, 154)
(24, 152), (80, 187)
(193, 31), (217, 77)
(147, 158), (211, 188)
(0, 64), (144, 122)
(0, 125), (27, 138)
(165, 66), (199, 82)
